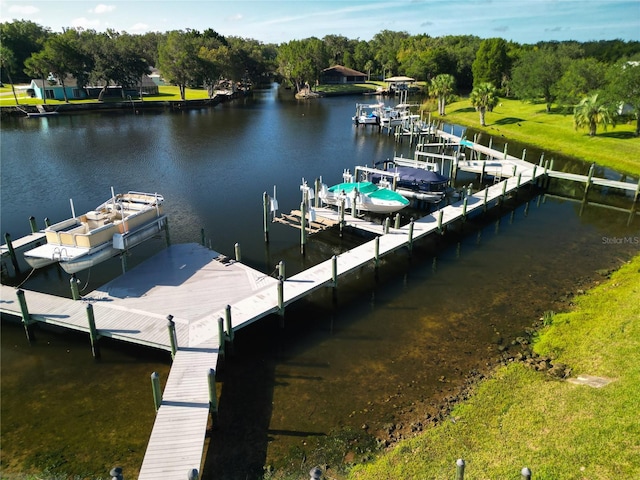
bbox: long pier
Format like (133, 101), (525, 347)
(2, 127), (637, 478)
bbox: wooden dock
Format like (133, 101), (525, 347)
(0, 167), (541, 478)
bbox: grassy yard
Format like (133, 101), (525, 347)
(432, 98), (640, 176)
(349, 255), (640, 480)
(0, 85), (213, 106)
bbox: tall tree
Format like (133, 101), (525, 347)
(472, 38), (510, 88)
(605, 60), (640, 136)
(277, 38), (328, 92)
(430, 74), (455, 115)
(0, 46), (20, 104)
(24, 49), (52, 103)
(573, 93), (615, 136)
(470, 82), (499, 126)
(370, 30), (409, 78)
(511, 47), (568, 112)
(0, 20), (51, 83)
(158, 30), (201, 100)
(554, 58), (608, 107)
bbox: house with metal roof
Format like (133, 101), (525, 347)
(321, 65), (367, 84)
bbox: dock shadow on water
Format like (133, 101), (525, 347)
(201, 194), (639, 480)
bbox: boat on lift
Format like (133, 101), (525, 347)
(23, 190), (166, 273)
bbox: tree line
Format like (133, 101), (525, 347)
(1, 20), (639, 134)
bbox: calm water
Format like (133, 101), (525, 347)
(1, 86), (639, 479)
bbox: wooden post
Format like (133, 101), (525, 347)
(483, 187), (489, 213)
(314, 178), (321, 208)
(110, 466), (124, 480)
(455, 458), (465, 480)
(300, 199), (308, 255)
(207, 368), (217, 413)
(582, 163), (595, 203)
(4, 233), (20, 274)
(70, 274), (81, 300)
(277, 276), (284, 317)
(437, 209), (444, 234)
(151, 372), (162, 412)
(501, 179), (508, 203)
(521, 148), (527, 162)
(480, 160), (486, 184)
(167, 315), (177, 359)
(339, 195), (345, 238)
(374, 236), (380, 270)
(263, 191), (270, 243)
(164, 217), (171, 246)
(516, 173), (522, 196)
(16, 289), (35, 342)
(531, 164), (537, 190)
(394, 213), (401, 229)
(521, 467), (531, 480)
(384, 217), (390, 234)
(234, 243), (241, 262)
(188, 468), (199, 480)
(29, 216), (38, 233)
(331, 255), (338, 287)
(86, 303), (101, 359)
(214, 317), (224, 354)
(462, 197), (468, 221)
(278, 260), (286, 280)
(201, 227), (206, 246)
(44, 217), (51, 227)
(408, 219), (414, 253)
(352, 189), (358, 218)
(225, 304), (234, 342)
(503, 143), (508, 159)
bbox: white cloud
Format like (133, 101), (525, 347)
(8, 5), (39, 15)
(91, 4), (116, 14)
(228, 14), (243, 22)
(71, 17), (101, 28)
(129, 22), (149, 33)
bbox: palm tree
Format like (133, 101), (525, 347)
(470, 82), (498, 126)
(573, 93), (616, 136)
(430, 74), (455, 115)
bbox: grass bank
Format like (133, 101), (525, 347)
(348, 254), (640, 479)
(431, 98), (640, 176)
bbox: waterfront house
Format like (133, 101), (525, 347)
(28, 74), (159, 101)
(321, 65), (367, 84)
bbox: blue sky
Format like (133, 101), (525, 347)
(1, 0), (638, 44)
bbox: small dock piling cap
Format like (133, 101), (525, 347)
(309, 466), (323, 479)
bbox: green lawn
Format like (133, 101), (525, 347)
(349, 255), (640, 480)
(433, 98), (640, 176)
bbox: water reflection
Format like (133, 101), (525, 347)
(1, 86), (638, 478)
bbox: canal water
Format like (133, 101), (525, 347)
(1, 85), (638, 479)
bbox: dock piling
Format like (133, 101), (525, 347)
(437, 210), (444, 234)
(69, 273), (81, 300)
(234, 243), (241, 262)
(217, 317), (225, 352)
(263, 192), (270, 243)
(110, 467), (124, 480)
(374, 236), (380, 270)
(394, 213), (401, 229)
(456, 458), (465, 480)
(164, 217), (171, 246)
(277, 277), (284, 317)
(278, 260), (286, 280)
(207, 368), (217, 413)
(29, 216), (38, 233)
(16, 289), (35, 342)
(4, 233), (20, 274)
(521, 467), (532, 480)
(300, 199), (307, 256)
(151, 372), (162, 412)
(462, 198), (468, 221)
(331, 255), (338, 287)
(44, 217), (51, 227)
(188, 468), (199, 480)
(225, 304), (234, 342)
(201, 228), (206, 247)
(86, 304), (101, 359)
(408, 219), (415, 254)
(167, 315), (177, 359)
(384, 217), (390, 234)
